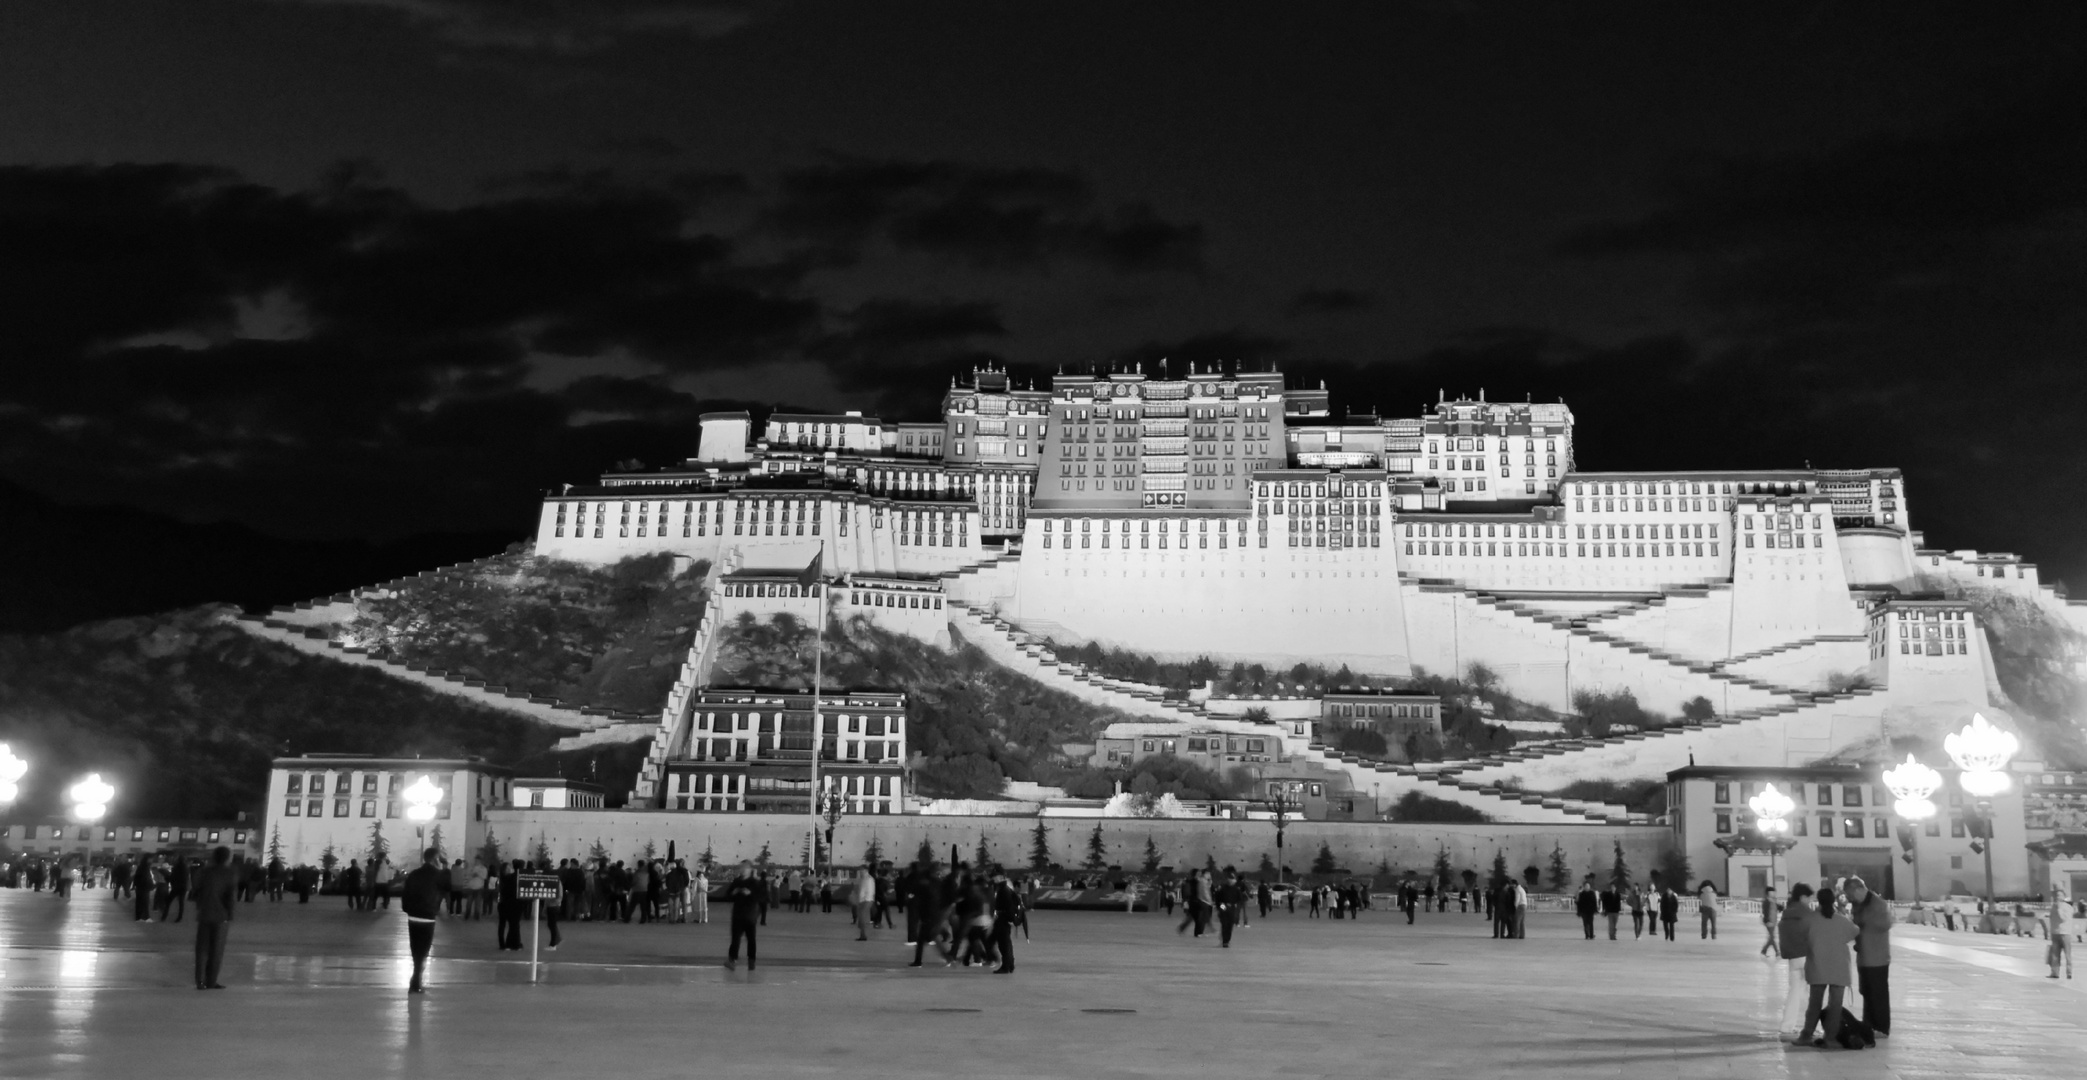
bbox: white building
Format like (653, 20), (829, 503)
(263, 755), (512, 868)
(510, 778), (605, 810)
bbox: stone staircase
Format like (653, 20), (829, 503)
(1428, 582), (1811, 703)
(1711, 633), (1870, 671)
(944, 600), (1631, 825)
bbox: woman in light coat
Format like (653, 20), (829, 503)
(850, 867), (877, 941)
(1776, 883), (1815, 1036)
(1798, 887), (1862, 1049)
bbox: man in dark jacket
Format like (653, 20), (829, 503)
(193, 847), (238, 989)
(1599, 882), (1623, 940)
(988, 873), (1025, 974)
(497, 860), (523, 950)
(1576, 878), (1600, 939)
(724, 861), (767, 971)
(906, 861), (942, 967)
(1215, 868), (1246, 947)
(400, 847), (447, 994)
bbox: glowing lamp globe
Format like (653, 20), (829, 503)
(69, 773), (115, 823)
(1882, 754), (1943, 821)
(0, 743), (27, 805)
(402, 774), (442, 823)
(1748, 782), (1795, 834)
(1945, 713), (2018, 798)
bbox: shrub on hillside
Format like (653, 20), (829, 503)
(1389, 790), (1490, 824)
(1567, 688), (1664, 738)
(1335, 727), (1389, 757)
(1550, 778), (1666, 816)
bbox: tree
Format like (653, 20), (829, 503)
(1545, 842), (1572, 892)
(863, 837), (886, 870)
(266, 826), (285, 871)
(1465, 660), (1500, 695)
(1488, 850), (1509, 892)
(1681, 695), (1716, 722)
(917, 838), (937, 867)
(320, 841), (339, 877)
(532, 834), (552, 869)
(1142, 836), (1163, 873)
(1258, 852), (1277, 879)
(1028, 821), (1052, 871)
(1084, 824), (1108, 872)
(587, 838), (609, 866)
(1609, 842), (1632, 891)
(755, 842), (773, 869)
(1390, 790), (1490, 824)
(477, 832), (504, 871)
(1432, 845), (1453, 888)
(698, 840), (716, 873)
(640, 839), (659, 864)
(424, 825), (446, 866)
(1312, 842), (1338, 875)
(974, 830), (995, 874)
(366, 820), (390, 869)
(1656, 847), (1692, 893)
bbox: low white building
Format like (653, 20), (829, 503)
(263, 755), (512, 869)
(511, 778), (605, 810)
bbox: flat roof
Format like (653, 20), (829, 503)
(271, 755), (512, 775)
(513, 778), (604, 792)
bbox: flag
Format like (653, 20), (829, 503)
(796, 550), (822, 590)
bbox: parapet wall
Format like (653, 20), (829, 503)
(484, 808), (1670, 880)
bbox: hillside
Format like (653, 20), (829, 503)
(0, 606), (646, 820)
(711, 612), (1138, 799)
(342, 551), (708, 713)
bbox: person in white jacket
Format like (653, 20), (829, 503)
(851, 867), (877, 941)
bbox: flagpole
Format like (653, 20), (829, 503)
(807, 539), (826, 878)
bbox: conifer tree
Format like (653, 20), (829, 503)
(1084, 824), (1109, 872)
(918, 838), (937, 866)
(1545, 841), (1572, 892)
(1028, 821), (1052, 871)
(1609, 842), (1632, 891)
(1143, 836), (1163, 873)
(320, 841), (339, 877)
(266, 826), (285, 871)
(755, 841), (773, 868)
(478, 833), (505, 871)
(698, 840), (715, 873)
(1432, 844), (1453, 888)
(366, 820), (390, 868)
(863, 837), (885, 869)
(1258, 852), (1277, 879)
(531, 835), (552, 868)
(587, 838), (609, 866)
(1488, 849), (1509, 892)
(427, 825), (446, 865)
(974, 830), (995, 874)
(1312, 842), (1338, 875)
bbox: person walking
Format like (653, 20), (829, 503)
(725, 862), (766, 971)
(1697, 880), (1719, 939)
(906, 860), (944, 966)
(192, 847), (238, 990)
(989, 872), (1025, 973)
(497, 860), (523, 951)
(1176, 869), (1204, 937)
(850, 865), (876, 941)
(1215, 868), (1245, 947)
(693, 865), (711, 924)
(165, 855), (191, 922)
(1845, 876), (1892, 1039)
(446, 858), (470, 916)
(366, 853), (389, 911)
(1257, 879), (1273, 919)
(1777, 883), (1815, 1038)
(1600, 881), (1622, 940)
(2048, 889), (2075, 979)
(1760, 890), (1782, 959)
(1575, 878), (1599, 940)
(465, 859), (487, 920)
(1797, 887), (1865, 1049)
(133, 857), (158, 921)
(1510, 879), (1529, 939)
(401, 848), (446, 994)
(1658, 887), (1680, 941)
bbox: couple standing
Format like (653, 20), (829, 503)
(1775, 876), (1892, 1049)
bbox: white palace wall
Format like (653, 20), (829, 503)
(1009, 514), (1413, 674)
(533, 492), (987, 579)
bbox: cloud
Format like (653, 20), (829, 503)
(270, 0), (771, 53)
(766, 158), (1203, 272)
(1286, 287), (1373, 317)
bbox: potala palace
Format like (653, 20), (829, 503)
(513, 366), (2075, 816)
(247, 363), (2086, 894)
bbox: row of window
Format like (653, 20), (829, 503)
(1428, 438), (1560, 453)
(283, 797), (450, 820)
(286, 771), (445, 797)
(1408, 541), (1720, 560)
(1575, 480), (1783, 497)
(5, 825), (246, 844)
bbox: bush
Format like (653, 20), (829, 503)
(1568, 688), (1663, 738)
(1550, 779), (1666, 816)
(1388, 790), (1489, 823)
(1336, 727), (1389, 757)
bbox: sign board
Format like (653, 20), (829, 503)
(516, 873), (561, 901)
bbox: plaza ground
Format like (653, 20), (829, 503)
(0, 889), (2078, 1079)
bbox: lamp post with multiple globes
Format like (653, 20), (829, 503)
(0, 743), (27, 808)
(68, 773), (114, 823)
(1747, 782), (1797, 895)
(403, 774), (442, 853)
(1882, 754), (1943, 903)
(1944, 712), (2019, 933)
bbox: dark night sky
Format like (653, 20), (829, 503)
(3, 1), (2085, 618)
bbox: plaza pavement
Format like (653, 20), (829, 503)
(0, 888), (2078, 1079)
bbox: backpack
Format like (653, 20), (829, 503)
(1833, 1006), (1872, 1049)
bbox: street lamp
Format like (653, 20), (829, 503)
(1945, 712), (2019, 932)
(0, 743), (27, 806)
(404, 774), (442, 851)
(1882, 754), (1942, 903)
(1748, 782), (1796, 894)
(68, 773), (114, 823)
(817, 777), (845, 876)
